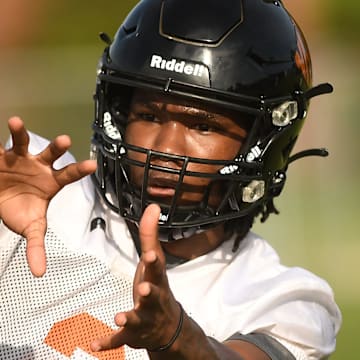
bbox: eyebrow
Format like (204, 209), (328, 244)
(134, 100), (220, 122)
(131, 94), (250, 135)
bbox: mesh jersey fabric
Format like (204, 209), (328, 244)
(1, 132), (342, 359)
(0, 227), (147, 360)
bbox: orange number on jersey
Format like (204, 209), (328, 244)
(45, 313), (126, 359)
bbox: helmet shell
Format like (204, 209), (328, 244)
(108, 0), (312, 98)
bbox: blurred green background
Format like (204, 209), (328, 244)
(0, 1), (358, 358)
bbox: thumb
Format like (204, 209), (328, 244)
(138, 204), (161, 254)
(24, 218), (47, 277)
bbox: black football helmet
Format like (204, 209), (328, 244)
(91, 0), (332, 241)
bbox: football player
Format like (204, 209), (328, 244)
(0, 0), (341, 359)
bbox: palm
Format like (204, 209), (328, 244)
(0, 117), (97, 276)
(1, 149), (60, 234)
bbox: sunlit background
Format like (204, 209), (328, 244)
(0, 1), (358, 358)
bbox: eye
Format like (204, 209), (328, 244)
(193, 121), (223, 133)
(136, 112), (158, 122)
(110, 98), (127, 118)
(194, 123), (211, 132)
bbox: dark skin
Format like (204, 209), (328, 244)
(125, 90), (249, 260)
(0, 103), (270, 359)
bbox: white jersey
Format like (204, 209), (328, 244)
(0, 133), (341, 360)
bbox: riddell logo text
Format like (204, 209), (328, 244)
(150, 54), (206, 77)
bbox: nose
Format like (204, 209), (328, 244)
(152, 120), (187, 158)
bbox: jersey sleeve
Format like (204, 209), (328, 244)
(227, 332), (296, 360)
(241, 291), (341, 359)
(218, 236), (342, 360)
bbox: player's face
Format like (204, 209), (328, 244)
(125, 89), (249, 206)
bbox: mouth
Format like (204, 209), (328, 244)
(147, 177), (179, 197)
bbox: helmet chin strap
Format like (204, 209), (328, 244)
(158, 225), (207, 242)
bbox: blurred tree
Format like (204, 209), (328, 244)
(326, 0), (360, 43)
(283, 0), (326, 35)
(0, 0), (52, 47)
(33, 0), (138, 46)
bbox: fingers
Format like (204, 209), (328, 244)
(139, 203), (162, 254)
(90, 282), (171, 352)
(23, 218), (47, 277)
(8, 117), (30, 156)
(90, 305), (150, 351)
(142, 250), (164, 283)
(54, 160), (97, 187)
(133, 205), (166, 293)
(38, 135), (72, 165)
(90, 312), (133, 351)
(27, 243), (47, 277)
(90, 328), (126, 352)
(133, 259), (161, 306)
(37, 132), (97, 187)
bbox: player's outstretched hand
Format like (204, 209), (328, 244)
(0, 117), (97, 277)
(91, 204), (182, 353)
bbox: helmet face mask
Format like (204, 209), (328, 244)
(91, 0), (333, 240)
(92, 84), (264, 235)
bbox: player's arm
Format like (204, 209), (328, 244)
(91, 205), (280, 359)
(0, 116), (96, 276)
(145, 315), (272, 360)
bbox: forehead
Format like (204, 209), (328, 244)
(131, 88), (240, 119)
